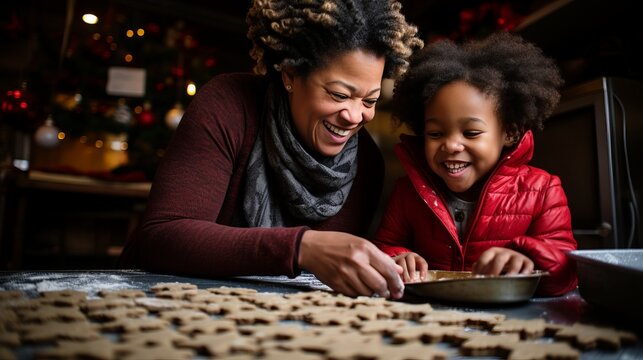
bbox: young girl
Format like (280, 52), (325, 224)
(373, 32), (577, 296)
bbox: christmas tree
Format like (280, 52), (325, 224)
(1, 1), (252, 181)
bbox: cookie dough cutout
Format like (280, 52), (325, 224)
(0, 347), (15, 360)
(305, 309), (360, 326)
(205, 286), (258, 296)
(553, 323), (638, 349)
(225, 309), (281, 325)
(115, 343), (194, 360)
(369, 342), (449, 360)
(38, 290), (87, 307)
(134, 297), (190, 312)
(0, 291), (25, 302)
(100, 317), (169, 333)
(0, 333), (20, 348)
(158, 309), (209, 325)
(150, 282), (197, 293)
(18, 305), (86, 323)
(0, 309), (18, 327)
(388, 303), (434, 320)
(238, 324), (305, 341)
(354, 319), (409, 335)
(391, 324), (469, 344)
(492, 318), (548, 339)
(500, 341), (580, 360)
(17, 321), (102, 343)
(311, 294), (355, 308)
(219, 302), (259, 315)
(261, 349), (323, 360)
(348, 305), (393, 321)
(282, 331), (379, 355)
(87, 307), (148, 322)
(242, 295), (303, 312)
(120, 328), (190, 347)
(176, 332), (259, 357)
(419, 310), (505, 327)
(82, 298), (137, 312)
(460, 333), (521, 356)
(35, 338), (115, 360)
(176, 318), (237, 336)
(98, 289), (146, 299)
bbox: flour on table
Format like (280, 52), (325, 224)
(0, 272), (147, 298)
(238, 272), (332, 292)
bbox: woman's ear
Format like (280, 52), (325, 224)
(281, 68), (295, 93)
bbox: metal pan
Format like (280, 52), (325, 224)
(568, 249), (643, 320)
(404, 270), (546, 304)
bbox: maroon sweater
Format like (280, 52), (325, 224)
(119, 73), (385, 278)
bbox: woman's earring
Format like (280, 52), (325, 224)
(285, 84), (292, 92)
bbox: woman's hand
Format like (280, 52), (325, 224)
(298, 230), (404, 299)
(393, 252), (428, 283)
(472, 247), (534, 275)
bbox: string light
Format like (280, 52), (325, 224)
(165, 103), (184, 130)
(186, 82), (196, 96)
(82, 13), (98, 25)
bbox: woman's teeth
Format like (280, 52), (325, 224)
(323, 121), (350, 136)
(444, 162), (469, 173)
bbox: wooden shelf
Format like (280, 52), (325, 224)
(18, 170), (151, 198)
(1, 170), (149, 270)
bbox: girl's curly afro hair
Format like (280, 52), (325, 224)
(392, 31), (563, 137)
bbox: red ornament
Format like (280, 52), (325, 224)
(171, 66), (184, 77)
(146, 23), (161, 35)
(1, 89), (29, 113)
(137, 102), (155, 127)
(1, 84), (38, 130)
(205, 57), (217, 68)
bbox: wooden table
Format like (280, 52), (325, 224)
(1, 270), (642, 359)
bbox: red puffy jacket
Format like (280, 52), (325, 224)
(373, 131), (578, 296)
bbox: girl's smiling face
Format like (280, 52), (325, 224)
(423, 81), (512, 199)
(283, 49), (384, 157)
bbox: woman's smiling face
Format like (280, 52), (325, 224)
(283, 49), (385, 157)
(423, 81), (510, 199)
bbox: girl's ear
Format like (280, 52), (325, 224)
(504, 131), (520, 147)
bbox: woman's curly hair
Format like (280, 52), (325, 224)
(392, 32), (563, 137)
(246, 0), (423, 80)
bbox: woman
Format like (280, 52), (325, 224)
(119, 0), (423, 299)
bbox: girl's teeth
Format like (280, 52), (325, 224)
(444, 162), (468, 173)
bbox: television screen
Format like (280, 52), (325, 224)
(531, 77), (642, 249)
(531, 107), (602, 247)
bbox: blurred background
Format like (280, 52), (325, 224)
(1, 0), (641, 270)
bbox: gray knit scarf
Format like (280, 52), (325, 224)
(243, 84), (358, 227)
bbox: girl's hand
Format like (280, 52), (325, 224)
(393, 252), (428, 283)
(472, 247), (534, 275)
(298, 230), (405, 299)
